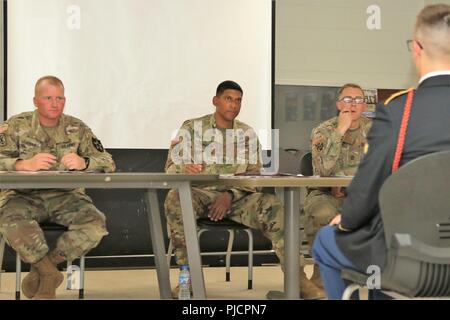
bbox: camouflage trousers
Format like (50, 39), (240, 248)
(164, 187), (285, 266)
(303, 190), (343, 248)
(0, 189), (108, 264)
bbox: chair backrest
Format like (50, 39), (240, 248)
(299, 152), (313, 176)
(379, 150), (450, 296)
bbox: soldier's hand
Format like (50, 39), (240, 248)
(61, 153), (87, 170)
(15, 153), (57, 171)
(185, 164), (203, 174)
(337, 106), (353, 135)
(208, 192), (233, 221)
(329, 214), (341, 226)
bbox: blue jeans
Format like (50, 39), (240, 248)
(312, 225), (361, 300)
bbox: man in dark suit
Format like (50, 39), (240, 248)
(311, 3), (450, 299)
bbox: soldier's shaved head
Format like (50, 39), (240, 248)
(415, 4), (450, 60)
(34, 76), (65, 97)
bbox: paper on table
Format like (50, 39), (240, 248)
(0, 170), (96, 174)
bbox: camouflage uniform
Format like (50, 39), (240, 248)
(165, 114), (284, 266)
(0, 110), (115, 263)
(303, 116), (372, 247)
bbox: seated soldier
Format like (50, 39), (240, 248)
(0, 75), (115, 299)
(164, 80), (323, 299)
(302, 83), (372, 293)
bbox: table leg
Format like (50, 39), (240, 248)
(145, 189), (172, 299)
(178, 183), (206, 299)
(284, 187), (300, 299)
(267, 187), (300, 300)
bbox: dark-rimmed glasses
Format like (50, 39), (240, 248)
(406, 39), (423, 52)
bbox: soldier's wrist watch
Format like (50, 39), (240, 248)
(226, 190), (234, 201)
(83, 157), (90, 170)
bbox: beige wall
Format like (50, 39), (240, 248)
(275, 0), (440, 89)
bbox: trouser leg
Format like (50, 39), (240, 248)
(229, 193), (285, 265)
(47, 191), (108, 262)
(0, 195), (49, 264)
(164, 187), (220, 266)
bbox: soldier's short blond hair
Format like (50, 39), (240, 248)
(415, 4), (450, 59)
(336, 83), (364, 100)
(34, 76), (65, 96)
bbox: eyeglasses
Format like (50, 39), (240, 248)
(338, 96), (365, 104)
(406, 39), (423, 52)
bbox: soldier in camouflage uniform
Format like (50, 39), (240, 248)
(165, 80), (287, 297)
(302, 83), (372, 295)
(0, 76), (115, 299)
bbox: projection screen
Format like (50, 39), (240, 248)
(7, 0), (272, 149)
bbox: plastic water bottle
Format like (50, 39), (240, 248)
(178, 265), (191, 300)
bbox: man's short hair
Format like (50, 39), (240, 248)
(216, 80), (243, 96)
(415, 4), (450, 58)
(336, 83), (364, 100)
(35, 75), (65, 96)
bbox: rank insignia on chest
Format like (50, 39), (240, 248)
(92, 137), (105, 152)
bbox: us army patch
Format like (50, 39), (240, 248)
(92, 137), (104, 152)
(0, 134), (6, 147)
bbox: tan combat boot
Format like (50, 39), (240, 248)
(310, 264), (325, 290)
(31, 255), (64, 300)
(22, 251), (66, 299)
(299, 268), (326, 300)
(22, 265), (39, 299)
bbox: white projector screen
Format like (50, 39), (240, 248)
(7, 0), (272, 149)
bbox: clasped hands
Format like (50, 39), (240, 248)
(15, 152), (87, 171)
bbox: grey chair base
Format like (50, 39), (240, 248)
(341, 268), (414, 300)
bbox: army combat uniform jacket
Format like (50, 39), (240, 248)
(165, 113), (262, 200)
(0, 110), (115, 200)
(0, 110), (115, 263)
(311, 116), (372, 179)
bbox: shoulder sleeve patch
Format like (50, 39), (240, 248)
(92, 137), (105, 152)
(0, 134), (6, 146)
(384, 87), (415, 106)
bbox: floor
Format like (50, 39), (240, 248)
(0, 264), (303, 300)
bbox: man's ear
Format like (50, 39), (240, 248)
(413, 40), (423, 61)
(33, 97), (38, 108)
(212, 96), (218, 107)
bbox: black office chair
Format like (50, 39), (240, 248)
(299, 151), (313, 176)
(166, 218), (254, 289)
(341, 151), (450, 299)
(0, 222), (85, 299)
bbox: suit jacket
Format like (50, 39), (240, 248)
(336, 74), (450, 271)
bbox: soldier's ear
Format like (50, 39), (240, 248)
(212, 96), (219, 107)
(33, 97), (38, 108)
